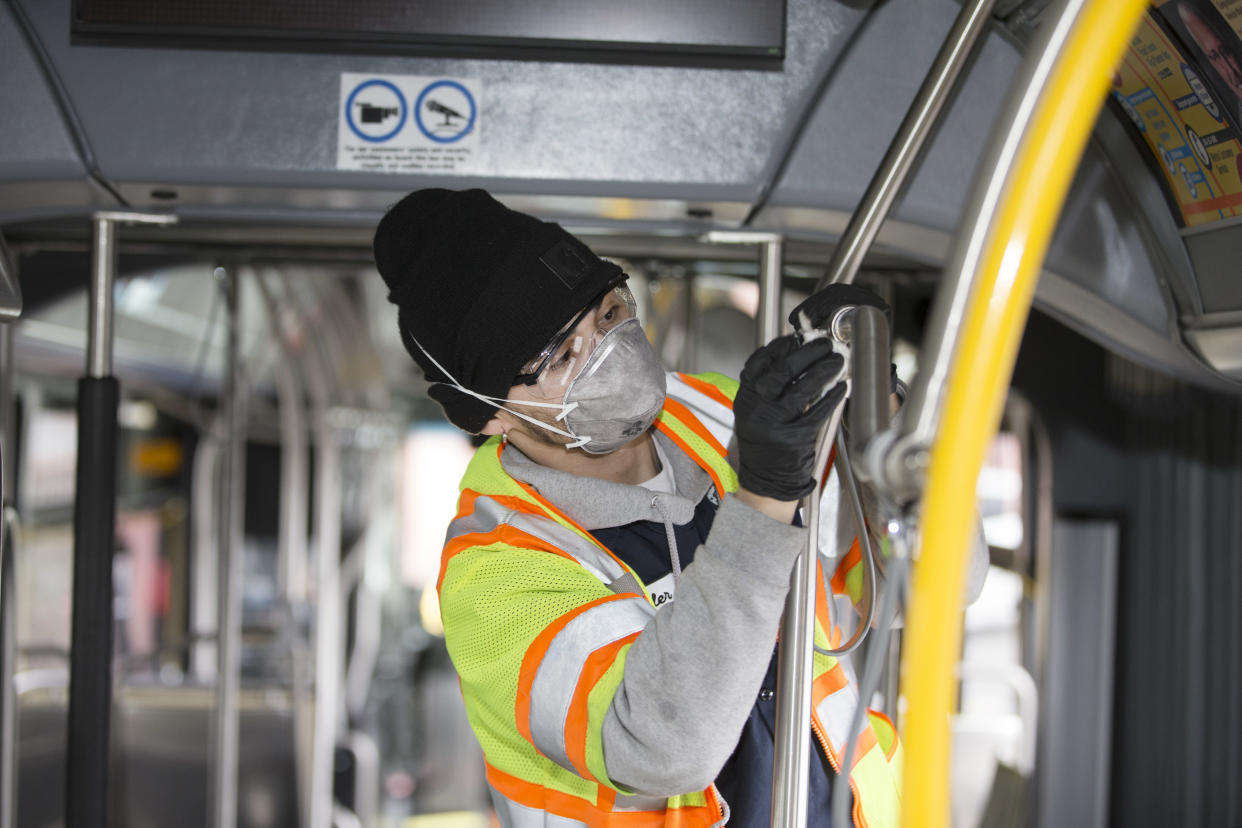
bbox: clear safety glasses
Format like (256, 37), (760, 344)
(513, 278), (638, 394)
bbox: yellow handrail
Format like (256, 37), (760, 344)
(897, 0), (1149, 826)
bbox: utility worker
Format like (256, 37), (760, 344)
(374, 188), (907, 827)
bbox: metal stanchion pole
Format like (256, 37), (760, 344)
(66, 214), (121, 828)
(758, 238), (784, 346)
(212, 266), (246, 828)
(1, 319), (18, 828)
(65, 211), (174, 828)
(700, 231), (786, 347)
(0, 234), (21, 828)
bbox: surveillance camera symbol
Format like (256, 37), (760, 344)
(355, 102), (398, 124)
(426, 99), (465, 128)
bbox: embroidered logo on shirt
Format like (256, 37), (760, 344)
(706, 487), (720, 506)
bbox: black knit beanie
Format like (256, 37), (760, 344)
(373, 189), (623, 433)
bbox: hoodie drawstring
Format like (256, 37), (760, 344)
(650, 494), (682, 586)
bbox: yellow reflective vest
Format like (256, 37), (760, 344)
(439, 371), (903, 827)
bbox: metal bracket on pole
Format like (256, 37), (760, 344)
(85, 211), (178, 378)
(0, 235), (21, 321)
(702, 231), (785, 346)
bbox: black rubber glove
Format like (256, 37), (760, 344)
(734, 335), (847, 501)
(790, 284), (898, 393)
(787, 284), (892, 332)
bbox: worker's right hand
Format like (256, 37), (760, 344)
(733, 335), (846, 502)
(787, 283), (891, 333)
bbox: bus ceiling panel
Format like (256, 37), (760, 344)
(1042, 142), (1179, 335)
(1034, 272), (1241, 392)
(12, 0), (865, 210)
(756, 0), (1241, 393)
(1031, 129), (1237, 391)
(764, 0), (1024, 233)
(0, 1), (100, 225)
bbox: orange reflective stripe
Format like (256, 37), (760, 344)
(661, 397), (729, 460)
(816, 558), (842, 648)
(564, 631), (639, 781)
(509, 471), (636, 577)
(456, 488), (549, 520)
(655, 418), (725, 497)
(486, 762), (721, 827)
(816, 558), (830, 623)
(456, 488), (480, 516)
(676, 372), (735, 410)
(439, 487), (577, 592)
(487, 761), (606, 823)
(850, 726), (879, 770)
(813, 661), (850, 703)
(830, 539), (862, 596)
(851, 777), (869, 828)
(437, 524), (579, 593)
(516, 595), (629, 751)
(820, 444), (839, 489)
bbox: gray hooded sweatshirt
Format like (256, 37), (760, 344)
(501, 432), (807, 797)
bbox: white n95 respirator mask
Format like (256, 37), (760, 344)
(406, 316), (667, 454)
(554, 318), (667, 453)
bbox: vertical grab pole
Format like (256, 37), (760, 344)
(277, 272), (345, 828)
(66, 215), (121, 828)
(700, 231), (785, 345)
(771, 503), (822, 828)
(1, 320), (18, 828)
(1, 230), (20, 828)
(757, 238), (784, 345)
(64, 211), (173, 828)
(254, 270), (313, 824)
(848, 307), (890, 455)
(212, 266), (246, 828)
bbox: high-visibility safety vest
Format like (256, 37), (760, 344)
(439, 371), (903, 827)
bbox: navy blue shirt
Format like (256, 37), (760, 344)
(591, 491), (836, 827)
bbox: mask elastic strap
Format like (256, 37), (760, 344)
(404, 327), (591, 449)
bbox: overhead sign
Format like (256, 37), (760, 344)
(337, 73), (481, 173)
(1115, 5), (1242, 225)
(76, 0), (785, 64)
